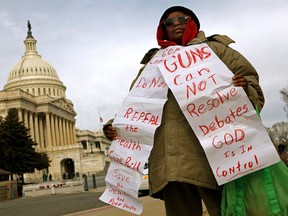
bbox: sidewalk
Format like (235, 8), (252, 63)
(65, 195), (166, 216)
(65, 187), (209, 216)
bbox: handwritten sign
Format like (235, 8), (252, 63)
(100, 44), (280, 214)
(158, 44), (280, 185)
(100, 49), (169, 215)
(100, 179), (143, 214)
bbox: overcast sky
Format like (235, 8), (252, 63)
(0, 0), (287, 131)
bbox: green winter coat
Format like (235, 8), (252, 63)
(131, 31), (265, 198)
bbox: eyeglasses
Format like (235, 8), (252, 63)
(164, 16), (189, 27)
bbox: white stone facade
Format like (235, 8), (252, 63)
(0, 22), (110, 183)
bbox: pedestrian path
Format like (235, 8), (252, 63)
(65, 196), (165, 216)
(65, 192), (209, 216)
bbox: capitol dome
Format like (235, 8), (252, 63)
(4, 21), (66, 98)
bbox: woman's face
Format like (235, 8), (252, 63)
(164, 11), (188, 44)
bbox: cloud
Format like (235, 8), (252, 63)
(0, 0), (287, 131)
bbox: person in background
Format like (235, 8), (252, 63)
(278, 144), (288, 167)
(104, 6), (264, 216)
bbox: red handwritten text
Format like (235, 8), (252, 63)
(108, 187), (130, 197)
(136, 77), (167, 89)
(240, 144), (253, 154)
(108, 150), (141, 171)
(163, 46), (211, 73)
(112, 169), (130, 183)
(108, 150), (123, 164)
(125, 125), (138, 132)
(124, 108), (159, 125)
(199, 104), (249, 136)
(123, 203), (137, 211)
(173, 68), (211, 85)
(125, 157), (141, 171)
(108, 198), (122, 207)
(187, 87), (238, 117)
(212, 129), (245, 149)
(224, 144), (253, 158)
(116, 137), (141, 151)
(162, 47), (181, 57)
(149, 47), (181, 65)
(185, 74), (217, 99)
(216, 155), (259, 178)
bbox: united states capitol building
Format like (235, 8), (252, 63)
(0, 22), (111, 183)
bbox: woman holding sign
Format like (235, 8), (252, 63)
(104, 5), (286, 216)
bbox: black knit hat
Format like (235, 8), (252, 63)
(160, 6), (200, 30)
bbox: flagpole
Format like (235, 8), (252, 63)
(98, 106), (103, 131)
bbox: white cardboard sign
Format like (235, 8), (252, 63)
(100, 44), (280, 214)
(158, 44), (280, 185)
(100, 49), (169, 215)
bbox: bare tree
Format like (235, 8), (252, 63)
(280, 86), (288, 118)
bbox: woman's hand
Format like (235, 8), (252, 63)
(232, 75), (248, 90)
(104, 125), (117, 140)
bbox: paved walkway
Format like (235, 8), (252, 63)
(1, 185), (209, 216)
(65, 187), (209, 216)
(65, 195), (166, 216)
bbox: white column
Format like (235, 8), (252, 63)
(59, 117), (64, 146)
(34, 114), (40, 148)
(69, 121), (73, 144)
(51, 114), (56, 147)
(72, 122), (76, 144)
(66, 121), (71, 145)
(63, 119), (67, 145)
(24, 110), (29, 128)
(18, 109), (23, 122)
(29, 112), (35, 141)
(39, 116), (44, 148)
(55, 115), (60, 146)
(45, 112), (52, 150)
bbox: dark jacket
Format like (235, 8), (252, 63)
(131, 31), (264, 198)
